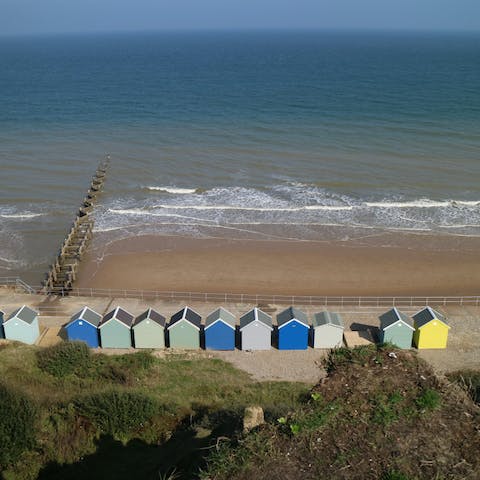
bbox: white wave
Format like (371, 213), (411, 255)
(152, 204), (353, 212)
(145, 186), (197, 194)
(0, 213), (45, 219)
(365, 199), (480, 208)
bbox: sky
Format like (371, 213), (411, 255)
(1, 0), (480, 35)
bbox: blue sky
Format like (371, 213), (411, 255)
(2, 0), (480, 35)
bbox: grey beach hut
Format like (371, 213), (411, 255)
(240, 307), (273, 350)
(379, 308), (414, 349)
(132, 308), (166, 349)
(312, 311), (344, 348)
(99, 307), (134, 349)
(3, 305), (40, 345)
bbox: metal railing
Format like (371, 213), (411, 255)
(1, 277), (479, 307)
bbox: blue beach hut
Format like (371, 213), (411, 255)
(204, 307), (236, 350)
(277, 307), (309, 350)
(0, 310), (4, 339)
(65, 306), (102, 348)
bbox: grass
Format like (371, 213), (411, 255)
(0, 342), (309, 479)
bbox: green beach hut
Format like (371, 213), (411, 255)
(379, 307), (415, 349)
(132, 308), (166, 349)
(99, 307), (134, 349)
(168, 307), (201, 349)
(3, 305), (40, 345)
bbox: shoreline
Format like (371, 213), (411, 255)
(76, 233), (480, 297)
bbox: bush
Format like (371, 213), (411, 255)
(0, 382), (37, 468)
(74, 390), (158, 438)
(36, 341), (92, 377)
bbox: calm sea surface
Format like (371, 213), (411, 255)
(0, 31), (479, 281)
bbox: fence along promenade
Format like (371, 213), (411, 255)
(1, 277), (479, 308)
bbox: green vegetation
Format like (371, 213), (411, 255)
(0, 343), (308, 479)
(0, 383), (37, 469)
(447, 369), (480, 405)
(203, 345), (480, 480)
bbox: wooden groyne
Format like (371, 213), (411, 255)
(42, 157), (110, 295)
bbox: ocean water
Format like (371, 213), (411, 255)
(0, 31), (479, 281)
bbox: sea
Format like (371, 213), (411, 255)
(0, 31), (479, 282)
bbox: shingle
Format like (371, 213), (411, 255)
(71, 307), (102, 327)
(413, 307), (448, 328)
(100, 307), (133, 327)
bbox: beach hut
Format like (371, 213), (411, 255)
(240, 307), (273, 351)
(65, 306), (102, 348)
(168, 307), (201, 349)
(379, 308), (414, 349)
(312, 311), (344, 348)
(0, 310), (4, 339)
(412, 307), (450, 349)
(277, 307), (309, 350)
(204, 307), (236, 350)
(3, 305), (40, 345)
(132, 308), (166, 349)
(98, 307), (134, 349)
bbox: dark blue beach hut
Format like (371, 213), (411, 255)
(65, 306), (102, 348)
(0, 309), (4, 339)
(277, 307), (309, 350)
(204, 307), (236, 350)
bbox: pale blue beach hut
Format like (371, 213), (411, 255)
(0, 309), (4, 339)
(3, 306), (40, 345)
(99, 307), (134, 348)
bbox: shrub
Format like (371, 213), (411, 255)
(0, 382), (37, 468)
(36, 341), (91, 377)
(415, 388), (441, 411)
(74, 390), (158, 438)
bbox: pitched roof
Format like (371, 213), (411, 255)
(100, 307), (134, 328)
(133, 308), (166, 328)
(312, 311), (344, 329)
(168, 307), (201, 329)
(413, 307), (449, 328)
(70, 306), (102, 328)
(379, 308), (414, 331)
(240, 308), (272, 331)
(277, 307), (309, 328)
(6, 305), (38, 325)
(205, 307), (236, 329)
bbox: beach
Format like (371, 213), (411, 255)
(76, 233), (480, 296)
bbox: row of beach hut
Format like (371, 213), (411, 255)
(0, 305), (450, 350)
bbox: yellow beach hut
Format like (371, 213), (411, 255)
(412, 307), (450, 349)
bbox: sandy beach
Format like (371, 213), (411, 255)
(76, 234), (480, 296)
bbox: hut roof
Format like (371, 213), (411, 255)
(100, 307), (134, 328)
(133, 308), (166, 328)
(6, 305), (38, 325)
(277, 307), (309, 328)
(168, 307), (201, 329)
(380, 308), (414, 331)
(313, 311), (344, 329)
(240, 308), (272, 331)
(413, 307), (449, 328)
(70, 306), (102, 328)
(205, 307), (236, 329)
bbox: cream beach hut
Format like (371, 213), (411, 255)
(312, 311), (344, 348)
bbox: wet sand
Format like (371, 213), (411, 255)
(76, 234), (480, 296)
